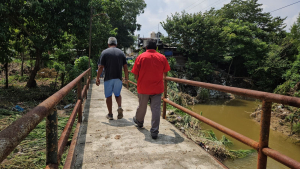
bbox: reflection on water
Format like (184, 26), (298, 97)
(191, 99), (300, 169)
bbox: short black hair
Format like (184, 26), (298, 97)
(146, 39), (157, 50)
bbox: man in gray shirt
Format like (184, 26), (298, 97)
(96, 37), (129, 120)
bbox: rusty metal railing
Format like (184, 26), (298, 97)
(0, 68), (92, 169)
(124, 71), (300, 169)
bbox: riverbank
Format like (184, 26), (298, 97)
(250, 103), (300, 143)
(165, 109), (255, 162)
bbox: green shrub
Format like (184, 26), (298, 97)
(197, 88), (210, 100)
(185, 58), (213, 82)
(293, 123), (300, 134)
(274, 80), (293, 95)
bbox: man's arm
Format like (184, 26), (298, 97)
(123, 64), (129, 80)
(96, 65), (104, 86)
(134, 74), (138, 81)
(163, 72), (167, 79)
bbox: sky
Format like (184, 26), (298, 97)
(135, 0), (300, 38)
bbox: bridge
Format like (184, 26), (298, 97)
(0, 68), (300, 169)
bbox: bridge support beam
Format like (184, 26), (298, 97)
(257, 101), (272, 169)
(162, 76), (167, 119)
(46, 107), (58, 169)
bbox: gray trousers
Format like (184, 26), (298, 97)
(135, 93), (162, 135)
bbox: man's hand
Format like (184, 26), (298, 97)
(96, 78), (100, 86)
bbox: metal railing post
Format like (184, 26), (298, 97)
(162, 77), (167, 119)
(257, 100), (272, 169)
(77, 80), (82, 123)
(46, 107), (58, 169)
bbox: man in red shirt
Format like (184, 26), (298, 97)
(131, 39), (170, 139)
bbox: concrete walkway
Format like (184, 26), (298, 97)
(73, 79), (225, 169)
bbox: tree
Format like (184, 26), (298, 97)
(1, 0), (91, 88)
(110, 0), (146, 49)
(0, 10), (13, 88)
(162, 10), (225, 63)
(218, 0), (286, 36)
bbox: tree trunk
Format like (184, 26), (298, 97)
(60, 72), (65, 89)
(21, 52), (24, 77)
(26, 49), (41, 88)
(4, 62), (8, 89)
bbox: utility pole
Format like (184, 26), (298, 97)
(88, 6), (92, 68)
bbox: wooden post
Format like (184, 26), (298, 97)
(46, 107), (58, 168)
(257, 101), (272, 169)
(162, 76), (167, 119)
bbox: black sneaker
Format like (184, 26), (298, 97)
(106, 114), (113, 120)
(133, 116), (143, 127)
(151, 134), (158, 139)
(117, 107), (123, 119)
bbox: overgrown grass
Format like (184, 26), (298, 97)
(0, 75), (29, 85)
(0, 108), (76, 169)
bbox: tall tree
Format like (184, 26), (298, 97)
(0, 8), (13, 88)
(110, 0), (146, 50)
(1, 0), (90, 88)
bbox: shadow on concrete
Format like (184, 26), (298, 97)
(137, 127), (184, 145)
(73, 79), (95, 169)
(101, 118), (135, 127)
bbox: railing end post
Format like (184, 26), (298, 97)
(257, 100), (272, 169)
(46, 107), (58, 167)
(162, 77), (167, 119)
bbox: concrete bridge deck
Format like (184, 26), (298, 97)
(73, 79), (225, 169)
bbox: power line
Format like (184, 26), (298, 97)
(269, 1), (300, 13)
(142, 0), (208, 33)
(200, 0), (229, 12)
(183, 0), (205, 11)
(185, 0), (208, 12)
(187, 0), (209, 12)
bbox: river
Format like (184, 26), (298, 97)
(190, 99), (300, 169)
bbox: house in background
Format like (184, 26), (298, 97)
(138, 32), (186, 70)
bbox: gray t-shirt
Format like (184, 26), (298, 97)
(98, 47), (127, 81)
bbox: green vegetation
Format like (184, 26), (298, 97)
(0, 109), (75, 169)
(161, 0), (300, 94)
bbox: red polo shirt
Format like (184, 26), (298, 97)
(132, 49), (170, 95)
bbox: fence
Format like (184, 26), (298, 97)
(125, 71), (300, 169)
(0, 68), (91, 169)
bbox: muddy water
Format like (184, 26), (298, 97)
(190, 99), (300, 169)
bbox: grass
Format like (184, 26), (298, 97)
(0, 68), (78, 168)
(0, 108), (76, 169)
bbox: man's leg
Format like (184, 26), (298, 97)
(106, 96), (112, 114)
(113, 79), (123, 119)
(115, 95), (121, 107)
(149, 94), (162, 139)
(104, 80), (113, 119)
(134, 94), (149, 127)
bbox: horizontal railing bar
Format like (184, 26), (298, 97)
(128, 80), (137, 86)
(57, 99), (82, 163)
(162, 98), (259, 150)
(0, 68), (91, 163)
(165, 77), (300, 108)
(63, 122), (81, 169)
(262, 148), (300, 169)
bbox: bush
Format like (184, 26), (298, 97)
(197, 88), (210, 100)
(185, 58), (213, 82)
(66, 56), (96, 83)
(274, 80), (293, 95)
